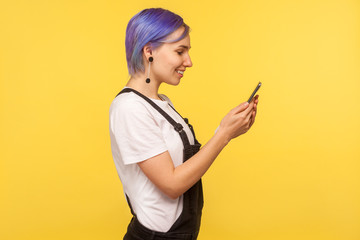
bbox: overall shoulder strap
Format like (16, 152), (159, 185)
(167, 104), (200, 146)
(116, 88), (191, 146)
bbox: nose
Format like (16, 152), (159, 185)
(183, 53), (193, 68)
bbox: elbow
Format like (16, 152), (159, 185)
(163, 185), (184, 200)
(167, 193), (182, 200)
(167, 192), (182, 200)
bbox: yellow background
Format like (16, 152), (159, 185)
(1, 0), (359, 239)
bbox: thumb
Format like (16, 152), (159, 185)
(234, 102), (249, 114)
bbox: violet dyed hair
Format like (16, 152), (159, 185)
(125, 8), (190, 75)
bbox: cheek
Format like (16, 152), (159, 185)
(152, 49), (182, 74)
(155, 57), (178, 72)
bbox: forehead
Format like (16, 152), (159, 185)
(164, 27), (191, 48)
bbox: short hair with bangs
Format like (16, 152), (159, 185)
(125, 8), (190, 76)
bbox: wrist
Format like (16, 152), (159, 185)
(214, 127), (231, 148)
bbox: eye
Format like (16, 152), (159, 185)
(177, 51), (183, 55)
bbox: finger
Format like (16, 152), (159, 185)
(243, 100), (255, 116)
(249, 110), (256, 127)
(244, 105), (254, 123)
(253, 100), (259, 111)
(254, 95), (259, 104)
(237, 99), (255, 117)
(248, 116), (253, 128)
(253, 103), (258, 115)
(233, 101), (250, 114)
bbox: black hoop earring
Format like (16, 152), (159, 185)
(146, 57), (153, 84)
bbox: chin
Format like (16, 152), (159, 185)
(172, 80), (181, 86)
(165, 79), (181, 86)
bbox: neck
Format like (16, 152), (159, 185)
(126, 72), (162, 100)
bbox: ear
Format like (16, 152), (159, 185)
(142, 44), (153, 60)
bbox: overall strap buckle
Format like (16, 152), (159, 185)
(174, 123), (184, 132)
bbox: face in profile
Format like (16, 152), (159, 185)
(149, 26), (193, 86)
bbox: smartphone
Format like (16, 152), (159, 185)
(247, 82), (262, 103)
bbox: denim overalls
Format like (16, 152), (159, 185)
(116, 88), (204, 240)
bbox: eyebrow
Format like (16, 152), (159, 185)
(178, 45), (191, 49)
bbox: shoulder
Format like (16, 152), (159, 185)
(110, 92), (151, 116)
(109, 92), (161, 130)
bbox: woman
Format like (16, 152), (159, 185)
(109, 8), (259, 240)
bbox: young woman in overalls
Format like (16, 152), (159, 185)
(109, 8), (259, 240)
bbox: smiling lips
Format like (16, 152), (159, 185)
(176, 70), (185, 77)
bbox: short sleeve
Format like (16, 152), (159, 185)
(109, 96), (168, 165)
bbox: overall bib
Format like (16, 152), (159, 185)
(116, 88), (204, 240)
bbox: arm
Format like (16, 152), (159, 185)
(138, 96), (259, 199)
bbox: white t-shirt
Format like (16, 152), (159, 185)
(109, 88), (195, 232)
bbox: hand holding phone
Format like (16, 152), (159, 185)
(247, 82), (261, 103)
